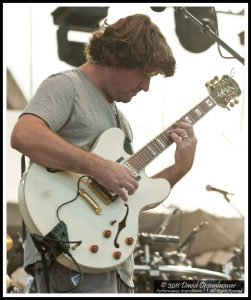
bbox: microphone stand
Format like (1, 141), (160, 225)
(177, 7), (244, 65)
(155, 208), (180, 235)
(222, 193), (244, 219)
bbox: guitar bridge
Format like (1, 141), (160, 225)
(79, 188), (102, 215)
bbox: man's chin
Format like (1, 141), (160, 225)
(117, 97), (133, 103)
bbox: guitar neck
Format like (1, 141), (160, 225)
(127, 96), (217, 172)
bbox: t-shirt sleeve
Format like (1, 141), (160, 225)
(21, 73), (75, 131)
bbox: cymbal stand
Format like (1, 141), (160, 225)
(143, 243), (151, 264)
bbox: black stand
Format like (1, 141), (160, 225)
(223, 193), (244, 219)
(21, 155), (27, 243)
(176, 7), (244, 65)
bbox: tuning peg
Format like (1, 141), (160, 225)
(229, 102), (235, 107)
(214, 76), (219, 81)
(234, 99), (239, 104)
(205, 82), (210, 87)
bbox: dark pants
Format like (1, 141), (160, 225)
(33, 261), (134, 293)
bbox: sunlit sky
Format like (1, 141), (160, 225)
(4, 3), (248, 220)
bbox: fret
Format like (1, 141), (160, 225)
(199, 102), (209, 112)
(158, 132), (172, 148)
(147, 145), (157, 156)
(156, 138), (166, 149)
(158, 135), (168, 147)
(127, 96), (217, 172)
(150, 140), (163, 153)
(129, 155), (141, 171)
(194, 107), (203, 116)
(161, 132), (173, 146)
(183, 115), (193, 124)
(178, 97), (216, 126)
(205, 97), (215, 106)
(134, 153), (151, 170)
(189, 110), (199, 120)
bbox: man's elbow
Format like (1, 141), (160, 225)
(10, 124), (26, 153)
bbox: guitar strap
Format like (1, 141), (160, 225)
(21, 154), (27, 242)
(113, 103), (134, 155)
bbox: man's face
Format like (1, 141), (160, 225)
(105, 68), (152, 103)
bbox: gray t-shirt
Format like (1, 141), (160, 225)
(22, 67), (134, 287)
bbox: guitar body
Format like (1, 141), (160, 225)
(18, 128), (171, 273)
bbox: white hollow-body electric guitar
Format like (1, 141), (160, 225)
(18, 75), (241, 273)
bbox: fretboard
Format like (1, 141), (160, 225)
(127, 96), (216, 172)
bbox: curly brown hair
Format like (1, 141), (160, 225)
(85, 14), (176, 77)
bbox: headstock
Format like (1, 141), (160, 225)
(205, 75), (241, 110)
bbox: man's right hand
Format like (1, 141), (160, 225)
(11, 115), (138, 202)
(92, 158), (139, 202)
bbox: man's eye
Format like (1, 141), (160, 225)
(138, 70), (157, 79)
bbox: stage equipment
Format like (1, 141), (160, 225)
(175, 7), (244, 64)
(223, 246), (244, 280)
(133, 230), (230, 293)
(174, 7), (217, 53)
(150, 7), (166, 12)
(51, 7), (109, 66)
(206, 184), (244, 218)
(7, 234), (13, 251)
(206, 184), (235, 195)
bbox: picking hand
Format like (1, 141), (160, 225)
(93, 158), (138, 202)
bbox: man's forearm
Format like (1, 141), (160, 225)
(152, 164), (190, 188)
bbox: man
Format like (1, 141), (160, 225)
(11, 14), (197, 293)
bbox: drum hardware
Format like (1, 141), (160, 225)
(133, 263), (231, 293)
(133, 229), (231, 293)
(138, 232), (180, 245)
(133, 232), (180, 292)
(176, 221), (209, 253)
(135, 233), (180, 265)
(134, 264), (231, 280)
(223, 246), (244, 280)
(154, 207), (181, 235)
(161, 221), (208, 267)
(163, 250), (192, 267)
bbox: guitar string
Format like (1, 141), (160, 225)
(127, 76), (240, 172)
(54, 77), (240, 209)
(55, 76), (239, 207)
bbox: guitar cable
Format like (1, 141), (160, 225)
(31, 175), (91, 292)
(32, 233), (84, 293)
(56, 175), (91, 221)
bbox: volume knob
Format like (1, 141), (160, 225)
(113, 251), (122, 260)
(125, 237), (134, 245)
(103, 230), (112, 238)
(90, 245), (99, 253)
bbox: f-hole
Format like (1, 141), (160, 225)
(114, 204), (129, 248)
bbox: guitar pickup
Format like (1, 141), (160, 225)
(87, 178), (119, 205)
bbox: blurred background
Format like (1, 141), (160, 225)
(4, 3), (247, 294)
